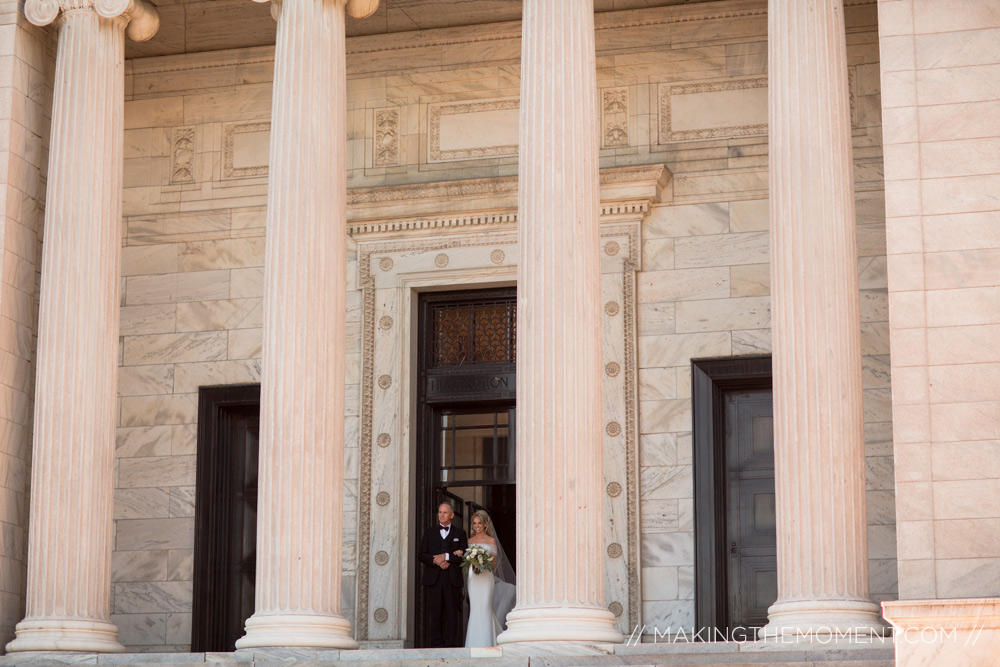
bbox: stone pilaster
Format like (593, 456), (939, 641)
(496, 0), (622, 646)
(235, 0), (372, 650)
(763, 0), (883, 638)
(6, 0), (158, 654)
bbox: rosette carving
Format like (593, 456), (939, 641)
(25, 0), (160, 41)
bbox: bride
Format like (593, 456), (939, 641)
(455, 510), (516, 647)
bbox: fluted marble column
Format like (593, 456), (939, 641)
(497, 0), (621, 646)
(6, 0), (158, 654)
(236, 0), (376, 649)
(763, 0), (883, 638)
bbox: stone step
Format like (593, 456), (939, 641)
(0, 641), (897, 667)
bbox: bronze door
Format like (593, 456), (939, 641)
(724, 390), (776, 638)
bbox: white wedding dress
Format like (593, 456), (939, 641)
(465, 544), (502, 647)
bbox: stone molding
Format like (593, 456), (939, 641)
(347, 165), (670, 227)
(26, 0), (160, 41)
(883, 599), (1000, 629)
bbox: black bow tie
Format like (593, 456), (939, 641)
(440, 525), (450, 530)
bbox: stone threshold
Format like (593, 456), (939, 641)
(0, 638), (896, 666)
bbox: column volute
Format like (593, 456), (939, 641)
(25, 0), (160, 40)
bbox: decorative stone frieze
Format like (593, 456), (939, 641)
(8, 0), (159, 654)
(762, 0), (882, 639)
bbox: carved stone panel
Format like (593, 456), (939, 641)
(170, 126), (196, 184)
(427, 98), (519, 162)
(602, 87), (629, 148)
(223, 121), (271, 179)
(658, 77), (768, 143)
(373, 107), (399, 167)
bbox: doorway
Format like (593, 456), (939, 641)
(414, 288), (517, 647)
(692, 356), (776, 640)
(192, 384), (260, 652)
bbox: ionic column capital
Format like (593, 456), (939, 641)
(251, 0), (379, 20)
(25, 0), (160, 41)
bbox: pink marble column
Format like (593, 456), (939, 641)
(236, 0), (376, 649)
(763, 0), (883, 638)
(6, 0), (158, 654)
(497, 0), (621, 645)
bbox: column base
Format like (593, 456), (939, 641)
(5, 618), (125, 653)
(759, 597), (885, 639)
(235, 612), (359, 649)
(497, 605), (623, 644)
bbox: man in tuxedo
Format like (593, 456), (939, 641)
(418, 501), (468, 647)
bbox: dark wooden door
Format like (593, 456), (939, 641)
(193, 385), (260, 652)
(724, 390), (776, 637)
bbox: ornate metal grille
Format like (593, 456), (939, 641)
(431, 299), (516, 366)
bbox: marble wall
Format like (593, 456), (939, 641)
(109, 0), (894, 651)
(0, 2), (50, 648)
(879, 0), (1000, 601)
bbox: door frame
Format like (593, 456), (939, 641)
(691, 355), (772, 636)
(356, 226), (641, 644)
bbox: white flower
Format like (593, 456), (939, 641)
(462, 544), (495, 575)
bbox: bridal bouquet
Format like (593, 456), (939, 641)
(462, 544), (495, 575)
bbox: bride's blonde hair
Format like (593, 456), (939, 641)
(471, 509), (495, 537)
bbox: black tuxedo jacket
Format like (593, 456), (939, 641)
(418, 523), (468, 588)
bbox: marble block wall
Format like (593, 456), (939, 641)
(879, 0), (1000, 601)
(107, 0), (894, 651)
(0, 2), (50, 649)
